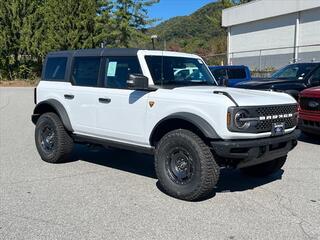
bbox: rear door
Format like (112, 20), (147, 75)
(65, 57), (102, 135)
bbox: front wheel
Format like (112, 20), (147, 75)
(240, 156), (287, 177)
(154, 129), (220, 201)
(35, 112), (74, 163)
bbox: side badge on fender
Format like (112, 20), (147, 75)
(149, 101), (155, 108)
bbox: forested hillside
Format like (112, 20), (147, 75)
(150, 0), (252, 64)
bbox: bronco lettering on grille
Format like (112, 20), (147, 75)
(259, 113), (293, 121)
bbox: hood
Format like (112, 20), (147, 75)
(300, 87), (320, 98)
(172, 86), (297, 106)
(235, 78), (294, 88)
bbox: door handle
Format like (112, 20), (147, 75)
(64, 94), (74, 100)
(99, 98), (111, 104)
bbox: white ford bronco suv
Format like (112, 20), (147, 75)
(32, 48), (299, 201)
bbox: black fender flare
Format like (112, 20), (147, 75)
(32, 99), (73, 132)
(150, 112), (221, 143)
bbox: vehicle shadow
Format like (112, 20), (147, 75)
(215, 168), (283, 193)
(72, 144), (284, 200)
(298, 133), (320, 144)
(71, 144), (157, 179)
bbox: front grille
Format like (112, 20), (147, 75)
(255, 104), (298, 132)
(300, 97), (320, 111)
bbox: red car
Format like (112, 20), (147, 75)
(299, 87), (320, 136)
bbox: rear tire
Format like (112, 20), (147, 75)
(35, 112), (74, 163)
(155, 129), (219, 201)
(240, 156), (287, 177)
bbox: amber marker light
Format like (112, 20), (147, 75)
(227, 112), (231, 127)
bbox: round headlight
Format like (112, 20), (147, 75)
(234, 110), (251, 129)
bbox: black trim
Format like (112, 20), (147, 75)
(150, 112), (221, 143)
(211, 129), (300, 168)
(213, 91), (239, 106)
(34, 87), (37, 104)
(32, 99), (73, 132)
(47, 48), (140, 58)
(73, 134), (154, 154)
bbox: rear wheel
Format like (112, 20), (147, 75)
(35, 112), (74, 163)
(155, 129), (219, 201)
(240, 156), (287, 177)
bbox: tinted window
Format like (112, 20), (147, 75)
(105, 56), (141, 89)
(44, 57), (67, 81)
(72, 57), (101, 87)
(145, 56), (216, 86)
(211, 68), (227, 80)
(310, 67), (320, 85)
(227, 68), (246, 79)
(272, 64), (317, 79)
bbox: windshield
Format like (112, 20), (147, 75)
(271, 63), (317, 80)
(145, 56), (217, 86)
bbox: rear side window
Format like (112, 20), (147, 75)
(72, 57), (101, 87)
(227, 68), (246, 79)
(44, 57), (67, 81)
(211, 68), (227, 80)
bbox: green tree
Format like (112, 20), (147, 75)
(0, 0), (159, 80)
(0, 0), (39, 79)
(111, 0), (158, 47)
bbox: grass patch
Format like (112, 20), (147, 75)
(0, 79), (39, 87)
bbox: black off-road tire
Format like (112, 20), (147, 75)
(35, 112), (74, 163)
(154, 129), (220, 201)
(240, 156), (287, 177)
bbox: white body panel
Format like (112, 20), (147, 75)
(36, 50), (297, 147)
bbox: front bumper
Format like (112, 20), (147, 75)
(211, 129), (300, 168)
(298, 118), (320, 135)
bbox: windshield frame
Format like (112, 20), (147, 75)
(143, 54), (218, 87)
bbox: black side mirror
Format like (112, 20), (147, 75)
(127, 74), (149, 90)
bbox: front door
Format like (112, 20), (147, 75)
(95, 56), (149, 146)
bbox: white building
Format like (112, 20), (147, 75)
(222, 0), (320, 70)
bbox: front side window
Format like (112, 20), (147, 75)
(44, 57), (67, 81)
(72, 57), (101, 87)
(105, 56), (142, 89)
(309, 67), (320, 86)
(272, 64), (317, 80)
(145, 56), (216, 86)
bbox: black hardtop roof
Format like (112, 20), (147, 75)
(47, 48), (140, 58)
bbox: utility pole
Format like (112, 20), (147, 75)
(151, 35), (158, 50)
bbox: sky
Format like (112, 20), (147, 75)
(148, 0), (216, 25)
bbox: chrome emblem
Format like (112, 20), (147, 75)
(308, 101), (319, 108)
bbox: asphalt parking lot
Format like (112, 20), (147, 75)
(0, 87), (320, 240)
